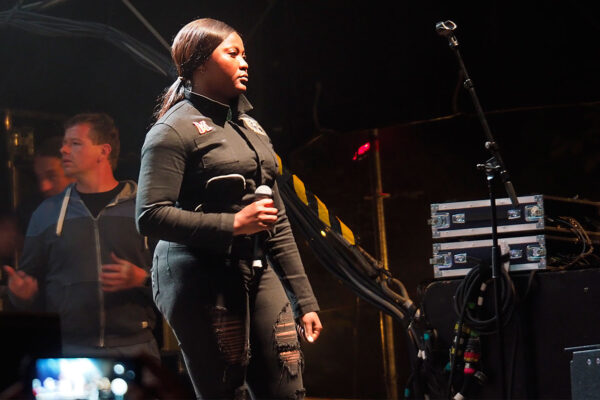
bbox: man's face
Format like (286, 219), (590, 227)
(33, 156), (73, 198)
(61, 123), (105, 179)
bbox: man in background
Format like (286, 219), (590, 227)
(1, 136), (73, 308)
(3, 113), (159, 360)
(15, 136), (75, 236)
(33, 135), (74, 199)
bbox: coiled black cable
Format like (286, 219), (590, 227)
(446, 256), (516, 397)
(453, 258), (515, 335)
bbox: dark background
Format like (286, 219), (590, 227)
(1, 1), (600, 398)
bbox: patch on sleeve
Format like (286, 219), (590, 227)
(239, 116), (267, 136)
(193, 120), (213, 135)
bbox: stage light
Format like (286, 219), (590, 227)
(111, 378), (128, 396)
(352, 142), (371, 161)
(113, 363), (125, 375)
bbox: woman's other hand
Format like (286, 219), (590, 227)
(300, 312), (323, 343)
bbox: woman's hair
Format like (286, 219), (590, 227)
(154, 18), (236, 120)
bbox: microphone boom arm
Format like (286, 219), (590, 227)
(436, 20), (519, 208)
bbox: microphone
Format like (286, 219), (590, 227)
(255, 185), (273, 200)
(435, 20), (457, 36)
(252, 185), (273, 269)
(435, 20), (459, 47)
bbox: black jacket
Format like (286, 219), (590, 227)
(136, 91), (319, 316)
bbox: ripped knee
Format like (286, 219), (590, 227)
(273, 303), (304, 377)
(210, 306), (249, 366)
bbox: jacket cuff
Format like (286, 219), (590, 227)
(295, 300), (320, 318)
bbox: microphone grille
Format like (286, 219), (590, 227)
(435, 20), (457, 35)
(255, 185), (272, 197)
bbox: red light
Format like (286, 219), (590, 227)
(352, 142), (371, 160)
(357, 142), (371, 155)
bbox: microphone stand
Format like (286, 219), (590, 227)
(437, 20), (519, 399)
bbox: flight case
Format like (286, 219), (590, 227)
(430, 195), (600, 240)
(428, 195), (600, 278)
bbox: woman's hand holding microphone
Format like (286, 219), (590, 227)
(233, 186), (278, 236)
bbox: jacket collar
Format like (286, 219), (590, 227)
(68, 180), (137, 205)
(184, 89), (253, 126)
(111, 180), (137, 205)
(55, 180), (136, 236)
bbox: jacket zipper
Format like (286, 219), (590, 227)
(77, 183), (129, 348)
(94, 195), (124, 347)
(93, 219), (105, 347)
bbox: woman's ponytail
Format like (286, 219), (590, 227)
(154, 78), (186, 120)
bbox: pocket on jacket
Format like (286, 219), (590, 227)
(48, 281), (100, 338)
(195, 136), (239, 168)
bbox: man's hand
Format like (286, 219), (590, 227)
(300, 311), (323, 343)
(100, 252), (148, 292)
(3, 265), (38, 301)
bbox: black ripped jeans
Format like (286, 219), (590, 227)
(152, 241), (305, 400)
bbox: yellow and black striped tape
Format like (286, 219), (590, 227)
(276, 153), (356, 246)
